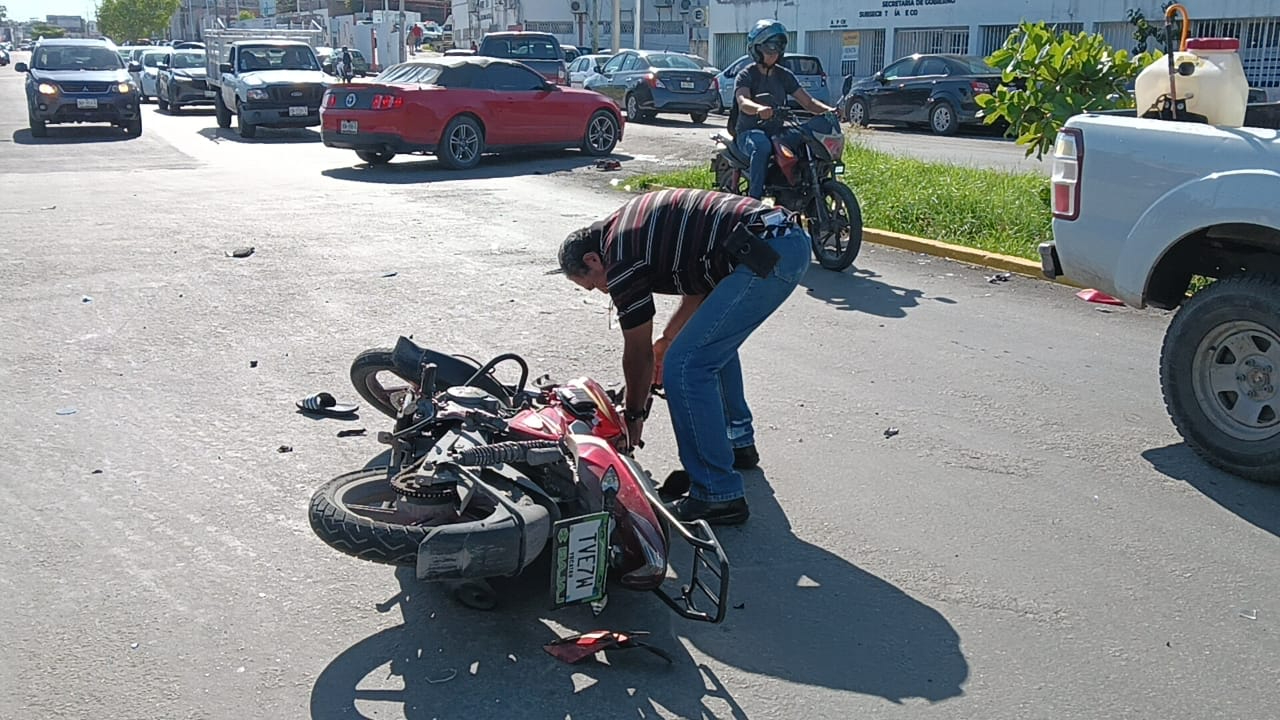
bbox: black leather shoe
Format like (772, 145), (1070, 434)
(667, 496), (749, 526)
(657, 470), (691, 502)
(733, 445), (759, 470)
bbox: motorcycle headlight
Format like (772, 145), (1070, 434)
(116, 82), (133, 94)
(246, 88), (269, 101)
(37, 82), (58, 95)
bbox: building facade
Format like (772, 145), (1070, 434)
(708, 0), (1280, 90)
(449, 0), (712, 55)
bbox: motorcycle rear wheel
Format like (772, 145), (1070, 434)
(349, 347), (508, 419)
(808, 180), (863, 271)
(309, 468), (443, 566)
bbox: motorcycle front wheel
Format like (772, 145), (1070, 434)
(808, 179), (863, 271)
(349, 347), (508, 419)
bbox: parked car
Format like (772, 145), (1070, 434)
(567, 53), (610, 87)
(135, 49), (168, 101)
(17, 38), (143, 137)
(0, 49), (9, 67)
(712, 53), (832, 114)
(584, 49), (718, 123)
(476, 31), (569, 86)
(156, 47), (213, 112)
(320, 56), (623, 169)
(317, 47), (370, 77)
(840, 54), (1002, 136)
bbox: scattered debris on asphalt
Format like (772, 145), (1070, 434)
(81, 296), (92, 303)
(381, 271), (398, 278)
(130, 642), (139, 649)
(1240, 609), (1258, 620)
(507, 653), (518, 663)
(469, 661), (479, 676)
(595, 159), (622, 171)
(883, 427), (900, 439)
(796, 575), (821, 588)
(733, 602), (745, 610)
(56, 407), (78, 416)
(41, 205), (56, 210)
(277, 445), (293, 454)
(337, 428), (367, 438)
(249, 360), (258, 368)
(544, 630), (672, 665)
(1076, 288), (1124, 305)
(226, 246), (255, 258)
(427, 669), (457, 684)
(987, 272), (1012, 284)
(91, 469), (103, 474)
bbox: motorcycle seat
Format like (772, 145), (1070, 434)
(391, 336), (511, 402)
(720, 139), (750, 168)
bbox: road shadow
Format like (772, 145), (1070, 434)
(310, 467), (966, 718)
(320, 150), (636, 184)
(631, 114), (726, 129)
(857, 122), (1013, 141)
(801, 265), (957, 318)
(197, 126), (321, 144)
(11, 126), (135, 144)
(161, 107), (216, 116)
(1142, 443), (1280, 538)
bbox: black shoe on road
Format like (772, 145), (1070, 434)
(667, 496), (750, 526)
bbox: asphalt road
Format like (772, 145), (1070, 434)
(1, 59), (1277, 720)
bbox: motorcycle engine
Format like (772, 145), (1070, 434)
(442, 385), (502, 413)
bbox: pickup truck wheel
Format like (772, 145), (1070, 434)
(1161, 274), (1280, 483)
(214, 92), (232, 128)
(929, 101), (959, 136)
(437, 115), (483, 170)
(236, 103), (257, 139)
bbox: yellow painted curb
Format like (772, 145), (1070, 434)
(642, 183), (1082, 288)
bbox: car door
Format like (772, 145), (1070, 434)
(719, 55), (750, 109)
(617, 53), (647, 102)
(868, 57), (919, 120)
(594, 52), (629, 104)
(483, 63), (553, 144)
(901, 56), (950, 122)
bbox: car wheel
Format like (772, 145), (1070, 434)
(124, 113), (142, 137)
(929, 100), (958, 136)
(581, 109), (619, 156)
(437, 115), (483, 170)
(157, 92), (170, 112)
(28, 108), (47, 138)
(625, 94), (649, 123)
(356, 149), (395, 165)
(846, 97), (868, 127)
(237, 102), (257, 139)
(1161, 274), (1280, 483)
(214, 91), (232, 128)
(690, 111), (708, 124)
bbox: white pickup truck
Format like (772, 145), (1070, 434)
(204, 28), (330, 139)
(1042, 113), (1280, 482)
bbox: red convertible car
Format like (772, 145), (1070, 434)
(320, 56), (624, 169)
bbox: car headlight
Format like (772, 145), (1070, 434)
(116, 82), (133, 93)
(37, 82), (58, 95)
(246, 88), (269, 101)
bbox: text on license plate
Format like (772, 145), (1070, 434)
(339, 120), (358, 135)
(680, 81), (695, 89)
(76, 98), (98, 109)
(551, 512), (609, 608)
(289, 105), (308, 117)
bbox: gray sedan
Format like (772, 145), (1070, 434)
(584, 50), (717, 124)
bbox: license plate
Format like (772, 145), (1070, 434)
(551, 511), (609, 608)
(680, 81), (695, 90)
(204, 90), (216, 98)
(834, 163), (846, 175)
(289, 105), (308, 117)
(76, 98), (98, 109)
(339, 119), (358, 135)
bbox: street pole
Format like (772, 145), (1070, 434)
(398, 0), (405, 62)
(611, 0), (620, 52)
(632, 0), (640, 51)
(590, 0), (599, 53)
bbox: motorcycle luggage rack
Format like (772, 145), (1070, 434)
(636, 478), (731, 624)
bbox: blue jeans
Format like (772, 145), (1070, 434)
(662, 225), (811, 502)
(737, 129), (772, 200)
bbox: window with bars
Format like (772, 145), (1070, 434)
(524, 21), (574, 35)
(893, 28), (969, 59)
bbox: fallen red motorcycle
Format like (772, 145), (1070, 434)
(711, 107), (863, 272)
(308, 336), (730, 622)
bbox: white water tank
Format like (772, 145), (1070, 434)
(1134, 37), (1250, 127)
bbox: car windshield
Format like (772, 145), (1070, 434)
(783, 57), (823, 75)
(239, 45), (318, 71)
(646, 53), (703, 70)
(955, 57), (1000, 74)
(172, 51), (204, 69)
(484, 37), (559, 60)
(34, 46), (123, 71)
(375, 62), (443, 85)
(142, 51), (167, 67)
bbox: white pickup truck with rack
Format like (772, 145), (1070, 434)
(1042, 105), (1280, 483)
(204, 28), (331, 139)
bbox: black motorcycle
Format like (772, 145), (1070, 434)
(711, 109), (862, 271)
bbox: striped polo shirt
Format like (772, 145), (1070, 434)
(601, 188), (770, 330)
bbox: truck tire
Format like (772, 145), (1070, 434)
(236, 102), (257, 139)
(214, 91), (232, 128)
(1160, 274), (1280, 483)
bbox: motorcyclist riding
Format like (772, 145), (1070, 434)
(734, 19), (837, 200)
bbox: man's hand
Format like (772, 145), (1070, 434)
(624, 417), (644, 452)
(758, 105), (774, 120)
(652, 336), (672, 384)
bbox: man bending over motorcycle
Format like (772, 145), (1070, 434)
(735, 19), (836, 200)
(557, 188), (810, 526)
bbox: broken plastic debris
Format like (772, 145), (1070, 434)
(427, 669), (457, 684)
(796, 575), (821, 588)
(236, 666), (245, 673)
(883, 427), (900, 438)
(41, 205), (56, 210)
(249, 360), (258, 368)
(1240, 609), (1258, 620)
(337, 428), (367, 438)
(81, 295), (93, 303)
(381, 271), (398, 278)
(277, 445), (293, 454)
(56, 407), (78, 416)
(507, 653), (518, 663)
(130, 642), (139, 649)
(572, 672), (599, 693)
(91, 469), (103, 474)
(987, 272), (1012, 284)
(226, 246), (255, 259)
(733, 602), (745, 610)
(1076, 288), (1124, 305)
(469, 661), (479, 676)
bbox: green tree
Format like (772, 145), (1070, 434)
(238, 10), (255, 20)
(0, 5), (8, 24)
(96, 0), (180, 44)
(30, 23), (68, 39)
(975, 22), (1160, 159)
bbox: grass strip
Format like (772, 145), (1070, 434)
(626, 138), (1054, 261)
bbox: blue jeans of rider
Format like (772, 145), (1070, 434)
(737, 129), (772, 200)
(662, 225), (811, 502)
